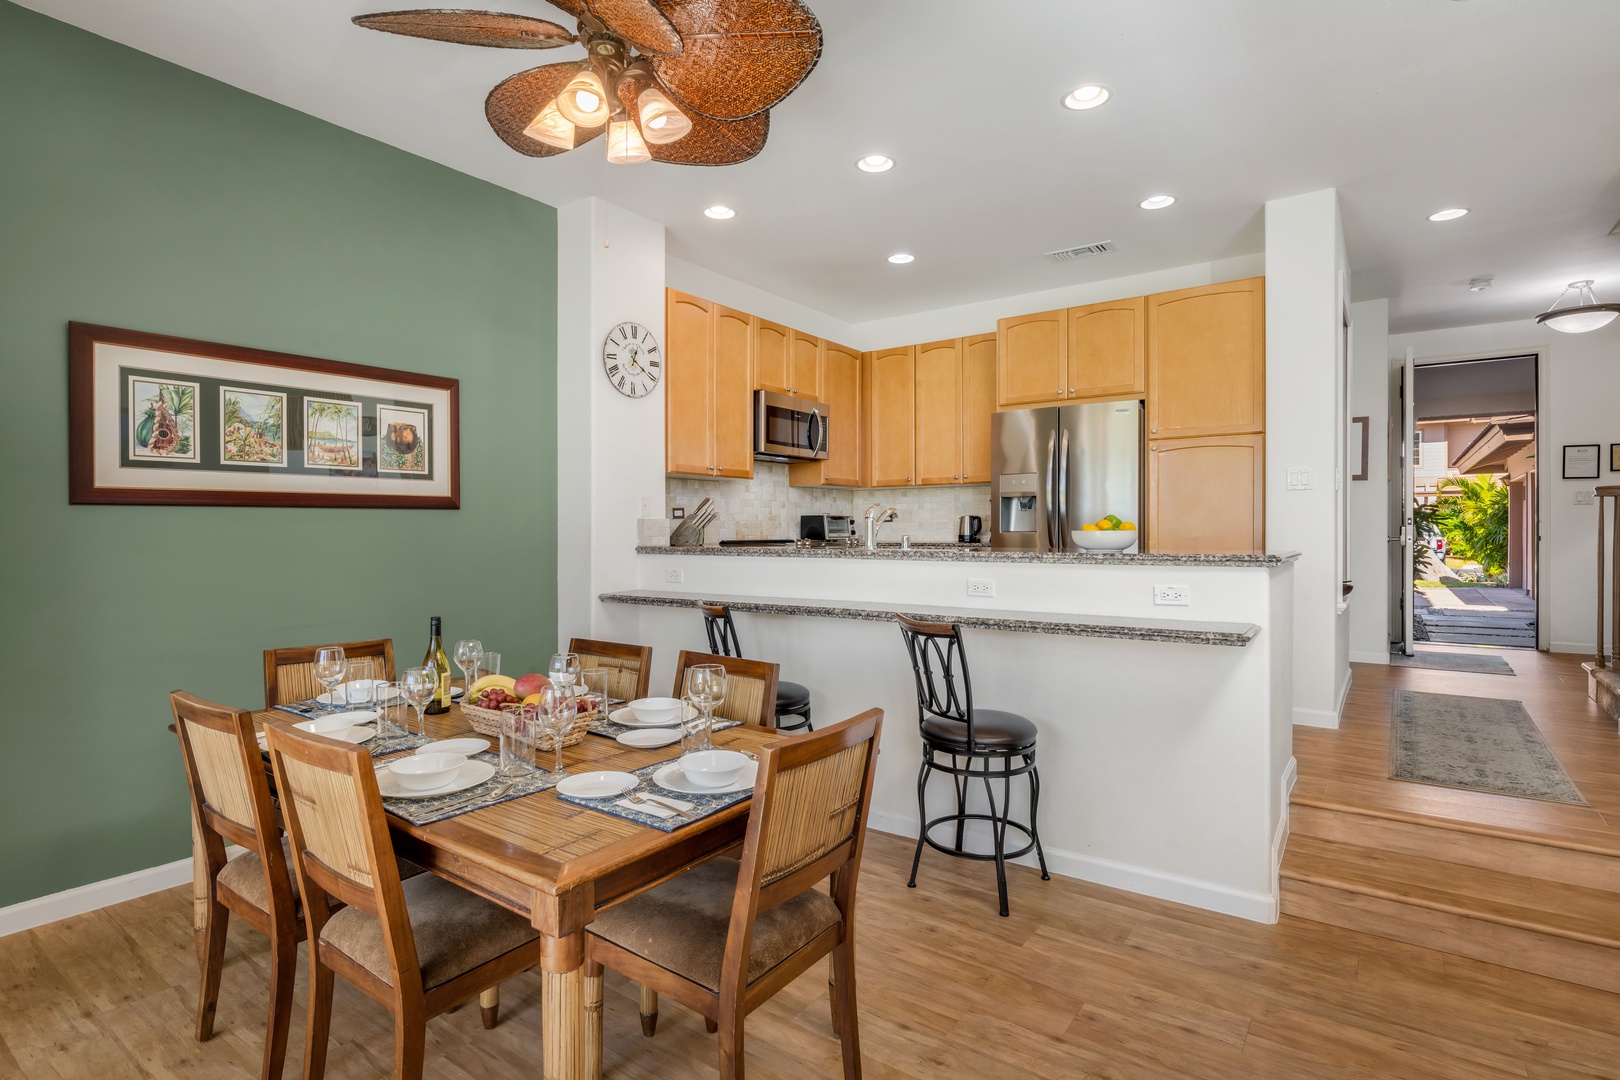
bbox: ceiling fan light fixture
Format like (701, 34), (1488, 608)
(1062, 84), (1111, 110)
(521, 98), (576, 150)
(556, 68), (611, 127)
(1535, 280), (1620, 334)
(637, 86), (692, 144)
(856, 154), (894, 173)
(606, 118), (652, 165)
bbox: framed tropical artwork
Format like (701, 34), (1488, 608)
(69, 323), (459, 508)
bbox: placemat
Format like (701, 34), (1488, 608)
(381, 752), (561, 825)
(587, 715), (744, 740)
(258, 727), (432, 760)
(556, 757), (753, 832)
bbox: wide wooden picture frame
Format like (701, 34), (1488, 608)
(69, 323), (459, 508)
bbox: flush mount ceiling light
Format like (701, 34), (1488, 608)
(1468, 276), (1493, 292)
(1062, 84), (1111, 110)
(1428, 207), (1469, 221)
(704, 205), (736, 219)
(1535, 280), (1620, 334)
(856, 154), (894, 173)
(353, 2), (823, 167)
(888, 253), (915, 264)
(1139, 194), (1175, 210)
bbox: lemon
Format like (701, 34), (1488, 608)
(1118, 521), (1136, 531)
(1081, 523), (1100, 531)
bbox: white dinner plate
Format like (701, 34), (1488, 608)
(317, 681), (400, 705)
(292, 719), (377, 744)
(653, 759), (757, 796)
(610, 704), (698, 728)
(377, 758), (496, 799)
(418, 738), (490, 757)
(451, 686), (465, 699)
(556, 771), (639, 799)
(615, 728), (682, 749)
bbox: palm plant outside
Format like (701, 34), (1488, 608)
(1429, 474), (1510, 576)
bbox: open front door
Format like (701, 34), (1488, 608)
(1393, 347), (1416, 655)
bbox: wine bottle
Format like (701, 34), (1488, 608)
(424, 616), (451, 714)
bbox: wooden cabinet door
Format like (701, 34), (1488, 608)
(818, 340), (861, 486)
(1147, 434), (1264, 554)
(753, 318), (790, 394)
(791, 331), (821, 399)
(711, 304), (754, 478)
(1068, 296), (1145, 400)
(1147, 278), (1265, 439)
(665, 290), (714, 476)
(914, 339), (962, 485)
(961, 333), (997, 483)
(865, 346), (915, 487)
(997, 309), (1067, 407)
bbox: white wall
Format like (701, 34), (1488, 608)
(1347, 299), (1392, 662)
(666, 256), (861, 348)
(1388, 318), (1620, 654)
(1266, 189), (1352, 728)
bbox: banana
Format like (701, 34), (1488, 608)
(468, 674), (517, 697)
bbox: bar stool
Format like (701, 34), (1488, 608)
(895, 613), (1048, 916)
(700, 603), (813, 732)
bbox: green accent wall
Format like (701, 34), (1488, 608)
(0, 2), (558, 907)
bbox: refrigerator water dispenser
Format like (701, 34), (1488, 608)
(999, 473), (1038, 533)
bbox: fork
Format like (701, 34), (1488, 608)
(625, 787), (696, 819)
(431, 780), (513, 815)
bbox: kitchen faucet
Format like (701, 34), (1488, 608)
(863, 504), (899, 550)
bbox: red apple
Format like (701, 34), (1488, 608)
(513, 673), (551, 698)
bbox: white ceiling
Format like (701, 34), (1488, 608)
(19, 0), (1620, 333)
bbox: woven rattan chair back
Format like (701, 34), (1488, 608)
(895, 614), (978, 742)
(263, 638), (396, 708)
(672, 650), (779, 727)
(568, 637), (652, 703)
(700, 603), (744, 658)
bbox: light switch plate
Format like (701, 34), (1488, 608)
(1576, 489), (1595, 505)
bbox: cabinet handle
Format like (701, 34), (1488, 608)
(1069, 388), (1076, 393)
(1151, 426), (1157, 433)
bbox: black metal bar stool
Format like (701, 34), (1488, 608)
(700, 603), (813, 732)
(896, 613), (1048, 916)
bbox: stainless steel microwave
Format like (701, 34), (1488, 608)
(754, 390), (829, 461)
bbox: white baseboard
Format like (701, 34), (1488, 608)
(1552, 641), (1598, 655)
(1269, 756), (1298, 926)
(867, 810), (1276, 924)
(0, 846), (243, 940)
(1292, 705), (1339, 728)
(1349, 650), (1390, 664)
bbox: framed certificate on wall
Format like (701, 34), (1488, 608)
(1563, 443), (1600, 480)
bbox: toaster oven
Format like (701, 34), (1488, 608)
(800, 514), (855, 542)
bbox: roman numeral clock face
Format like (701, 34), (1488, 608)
(603, 322), (660, 398)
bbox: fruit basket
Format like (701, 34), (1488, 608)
(461, 694), (595, 752)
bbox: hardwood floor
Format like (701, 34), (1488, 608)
(8, 825), (1620, 1079)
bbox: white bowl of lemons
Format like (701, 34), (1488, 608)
(1073, 516), (1138, 551)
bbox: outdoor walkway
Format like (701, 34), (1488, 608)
(1414, 579), (1536, 647)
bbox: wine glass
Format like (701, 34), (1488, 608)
(539, 686), (578, 778)
(549, 652), (581, 694)
(684, 664), (726, 753)
(401, 666), (436, 736)
(454, 639), (484, 693)
(313, 647), (347, 713)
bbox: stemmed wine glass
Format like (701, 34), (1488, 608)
(549, 652), (581, 696)
(684, 664), (726, 753)
(313, 647), (347, 714)
(401, 666), (436, 736)
(539, 686), (578, 778)
(454, 640), (484, 695)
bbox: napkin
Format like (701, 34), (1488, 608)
(614, 794), (693, 818)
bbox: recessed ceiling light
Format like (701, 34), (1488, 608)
(888, 252), (914, 264)
(704, 205), (736, 220)
(1428, 207), (1469, 222)
(856, 154), (894, 173)
(1062, 84), (1111, 110)
(1139, 194), (1175, 210)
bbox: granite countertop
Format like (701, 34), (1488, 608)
(635, 544), (1299, 568)
(599, 589), (1261, 647)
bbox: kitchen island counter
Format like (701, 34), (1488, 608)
(636, 543), (1299, 568)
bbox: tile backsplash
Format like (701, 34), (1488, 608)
(666, 462), (991, 544)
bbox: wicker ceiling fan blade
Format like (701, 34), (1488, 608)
(584, 0), (682, 56)
(485, 61), (606, 156)
(649, 0), (822, 120)
(546, 0), (586, 18)
(353, 9), (576, 48)
(616, 70), (768, 165)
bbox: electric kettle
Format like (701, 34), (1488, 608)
(957, 515), (984, 544)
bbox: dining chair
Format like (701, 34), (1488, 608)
(264, 721), (542, 1080)
(568, 637), (653, 702)
(171, 690), (303, 1080)
(586, 708), (883, 1080)
(263, 638), (396, 708)
(671, 650), (780, 728)
(700, 603), (813, 732)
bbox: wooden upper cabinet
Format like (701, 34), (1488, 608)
(790, 331), (821, 399)
(711, 304), (754, 478)
(753, 318), (790, 394)
(665, 290), (714, 477)
(914, 339), (962, 486)
(1147, 277), (1265, 439)
(1147, 434), (1264, 554)
(1068, 297), (1145, 400)
(790, 340), (861, 488)
(997, 308), (1067, 408)
(961, 333), (997, 483)
(865, 346), (916, 487)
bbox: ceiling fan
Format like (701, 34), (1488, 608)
(353, 1), (823, 166)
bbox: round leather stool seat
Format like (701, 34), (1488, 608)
(920, 709), (1038, 751)
(775, 681), (811, 715)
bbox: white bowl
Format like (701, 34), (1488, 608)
(628, 697), (685, 725)
(1072, 529), (1137, 551)
(388, 753), (467, 791)
(681, 749), (750, 790)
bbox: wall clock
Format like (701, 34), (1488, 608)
(603, 322), (660, 399)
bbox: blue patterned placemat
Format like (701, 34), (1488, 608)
(260, 724), (432, 760)
(381, 751), (560, 826)
(587, 714), (744, 740)
(556, 757), (753, 832)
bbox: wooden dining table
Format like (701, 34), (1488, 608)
(221, 701), (780, 1080)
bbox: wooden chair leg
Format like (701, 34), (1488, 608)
(717, 1008), (746, 1080)
(194, 898), (229, 1042)
(304, 961), (335, 1080)
(705, 1017), (719, 1034)
(639, 984), (659, 1037)
(827, 955), (839, 1036)
(262, 933), (297, 1080)
(831, 941), (862, 1080)
(585, 960), (604, 1080)
(393, 1011), (427, 1080)
(479, 986), (500, 1030)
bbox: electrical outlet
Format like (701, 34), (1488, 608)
(967, 578), (995, 597)
(665, 568), (684, 584)
(1154, 584), (1190, 606)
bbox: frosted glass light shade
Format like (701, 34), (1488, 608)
(1536, 281), (1620, 334)
(1543, 309), (1619, 334)
(606, 119), (651, 165)
(521, 99), (575, 150)
(556, 69), (610, 127)
(637, 86), (692, 144)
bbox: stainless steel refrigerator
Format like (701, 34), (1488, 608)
(990, 400), (1143, 552)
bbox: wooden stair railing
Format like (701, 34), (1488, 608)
(1597, 487), (1620, 668)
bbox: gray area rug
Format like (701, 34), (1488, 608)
(1389, 650), (1516, 676)
(1390, 690), (1585, 805)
